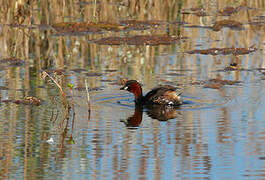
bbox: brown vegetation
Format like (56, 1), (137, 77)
(212, 19), (244, 31)
(187, 47), (257, 55)
(95, 35), (185, 45)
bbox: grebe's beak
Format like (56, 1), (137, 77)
(120, 86), (128, 90)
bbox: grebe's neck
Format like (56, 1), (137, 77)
(131, 83), (143, 104)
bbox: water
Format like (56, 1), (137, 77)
(0, 0), (265, 179)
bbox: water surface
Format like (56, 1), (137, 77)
(0, 0), (265, 179)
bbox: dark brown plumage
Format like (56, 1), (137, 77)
(120, 80), (182, 106)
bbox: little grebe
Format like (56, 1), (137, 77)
(120, 80), (182, 106)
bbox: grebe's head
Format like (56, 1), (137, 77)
(120, 80), (143, 101)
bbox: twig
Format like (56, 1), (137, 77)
(69, 85), (75, 136)
(42, 71), (64, 96)
(85, 79), (91, 119)
(42, 70), (70, 130)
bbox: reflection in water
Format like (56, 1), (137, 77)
(122, 104), (180, 128)
(145, 104), (180, 121)
(121, 106), (143, 128)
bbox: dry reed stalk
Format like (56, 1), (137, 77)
(69, 85), (75, 136)
(42, 71), (64, 96)
(85, 79), (91, 119)
(42, 70), (70, 129)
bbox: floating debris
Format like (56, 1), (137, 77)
(104, 69), (117, 72)
(224, 63), (241, 71)
(120, 20), (166, 30)
(52, 22), (100, 34)
(187, 47), (256, 55)
(218, 6), (243, 16)
(207, 79), (241, 85)
(100, 79), (114, 82)
(183, 25), (212, 29)
(212, 19), (243, 31)
(203, 79), (241, 89)
(52, 20), (168, 35)
(0, 57), (25, 66)
(70, 68), (87, 73)
(42, 69), (66, 75)
(203, 83), (224, 89)
(8, 96), (42, 106)
(52, 22), (123, 35)
(165, 72), (185, 76)
(192, 8), (208, 16)
(94, 35), (185, 45)
(181, 7), (208, 17)
(94, 36), (123, 45)
(85, 72), (104, 77)
(77, 1), (126, 6)
(192, 78), (241, 89)
(191, 81), (205, 85)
